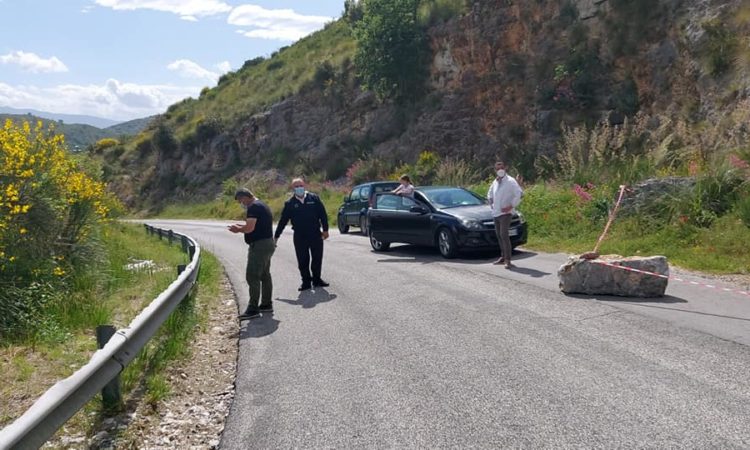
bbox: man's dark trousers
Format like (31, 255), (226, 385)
(246, 238), (275, 310)
(293, 233), (323, 283)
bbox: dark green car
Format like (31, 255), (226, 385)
(337, 181), (400, 235)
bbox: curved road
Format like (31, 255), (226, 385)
(149, 220), (750, 448)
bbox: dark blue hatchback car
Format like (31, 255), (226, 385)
(367, 186), (527, 258)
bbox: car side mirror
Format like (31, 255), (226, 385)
(409, 205), (428, 214)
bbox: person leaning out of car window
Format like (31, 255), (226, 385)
(487, 161), (523, 269)
(392, 175), (415, 198)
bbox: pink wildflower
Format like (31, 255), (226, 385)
(573, 184), (593, 202)
(729, 154), (750, 170)
(688, 160), (700, 176)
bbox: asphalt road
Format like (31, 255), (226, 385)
(147, 219), (750, 448)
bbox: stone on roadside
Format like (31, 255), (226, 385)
(558, 255), (669, 297)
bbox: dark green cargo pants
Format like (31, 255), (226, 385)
(246, 238), (275, 310)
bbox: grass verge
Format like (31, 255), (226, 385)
(0, 223), (222, 446)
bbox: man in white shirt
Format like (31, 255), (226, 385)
(487, 161), (523, 269)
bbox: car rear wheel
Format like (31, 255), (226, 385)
(337, 215), (349, 234)
(359, 215), (368, 236)
(437, 228), (458, 259)
(369, 230), (390, 252)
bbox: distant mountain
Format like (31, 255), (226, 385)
(0, 113), (154, 150)
(0, 106), (120, 128)
(106, 116), (156, 135)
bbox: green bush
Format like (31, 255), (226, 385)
(611, 76), (640, 116)
(267, 60), (284, 71)
(433, 158), (483, 187)
(520, 184), (599, 240)
(153, 124), (178, 155)
(737, 193), (750, 228)
(417, 0), (468, 26)
(702, 20), (738, 76)
(346, 158), (390, 185)
(344, 0), (364, 23)
(0, 282), (60, 342)
(354, 0), (429, 103)
(241, 57), (265, 70)
(312, 61), (335, 90)
(195, 116), (223, 142)
(93, 138), (119, 154)
(606, 0), (660, 57)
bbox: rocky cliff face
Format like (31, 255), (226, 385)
(114, 0), (748, 207)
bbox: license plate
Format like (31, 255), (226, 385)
(509, 228), (519, 237)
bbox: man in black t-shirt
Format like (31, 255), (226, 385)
(274, 178), (329, 291)
(228, 188), (275, 320)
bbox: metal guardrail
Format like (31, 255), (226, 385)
(0, 224), (201, 450)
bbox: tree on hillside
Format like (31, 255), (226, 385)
(353, 0), (429, 103)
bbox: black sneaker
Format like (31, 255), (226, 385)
(238, 309), (260, 321)
(258, 303), (273, 313)
(312, 279), (329, 287)
(298, 283), (312, 291)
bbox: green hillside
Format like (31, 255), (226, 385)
(158, 20), (355, 142)
(106, 116), (155, 136)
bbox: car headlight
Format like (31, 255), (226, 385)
(461, 219), (484, 230)
(516, 212), (525, 223)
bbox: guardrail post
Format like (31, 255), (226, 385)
(181, 235), (188, 253)
(177, 264), (186, 275)
(95, 326), (122, 411)
(188, 245), (196, 261)
(168, 230), (174, 245)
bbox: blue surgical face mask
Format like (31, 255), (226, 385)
(294, 187), (305, 197)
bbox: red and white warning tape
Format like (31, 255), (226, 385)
(582, 184), (749, 297)
(591, 260), (750, 297)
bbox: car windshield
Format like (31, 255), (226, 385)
(420, 188), (485, 209)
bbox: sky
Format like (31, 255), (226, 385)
(0, 0), (345, 122)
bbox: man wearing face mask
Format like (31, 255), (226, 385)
(274, 178), (330, 291)
(229, 188), (275, 320)
(487, 161), (523, 269)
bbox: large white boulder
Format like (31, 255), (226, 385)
(558, 255), (669, 297)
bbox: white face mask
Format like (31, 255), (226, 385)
(496, 169), (506, 178)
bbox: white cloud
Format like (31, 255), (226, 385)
(94, 0), (231, 20)
(167, 59), (220, 81)
(0, 79), (199, 121)
(167, 59), (231, 82)
(216, 61), (232, 73)
(228, 4), (333, 41)
(0, 51), (68, 73)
